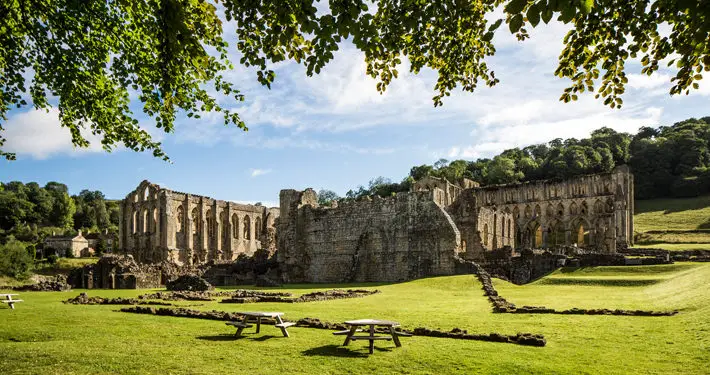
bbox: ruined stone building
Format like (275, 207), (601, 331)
(463, 165), (634, 256)
(277, 166), (634, 283)
(277, 189), (463, 283)
(119, 181), (279, 266)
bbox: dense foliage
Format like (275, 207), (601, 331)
(0, 181), (119, 245)
(351, 116), (710, 200)
(2, 0), (709, 160)
(0, 239), (34, 279)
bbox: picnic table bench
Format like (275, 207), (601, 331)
(0, 293), (22, 309)
(334, 319), (412, 354)
(226, 312), (295, 338)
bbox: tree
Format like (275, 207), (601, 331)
(2, 1), (708, 161)
(487, 156), (523, 184)
(0, 239), (33, 280)
(317, 189), (340, 207)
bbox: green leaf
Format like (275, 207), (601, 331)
(579, 0), (594, 14)
(489, 19), (503, 32)
(505, 0), (528, 14)
(527, 4), (541, 27)
(509, 14), (524, 33)
(541, 9), (553, 24)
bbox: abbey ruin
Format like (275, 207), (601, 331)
(119, 166), (634, 284)
(119, 181), (279, 266)
(277, 166), (634, 283)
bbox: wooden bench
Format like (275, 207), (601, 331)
(350, 335), (392, 341)
(225, 321), (253, 336)
(228, 312), (294, 338)
(1, 299), (23, 309)
(332, 329), (363, 335)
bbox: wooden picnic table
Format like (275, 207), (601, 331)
(0, 293), (22, 310)
(334, 319), (412, 354)
(226, 312), (295, 338)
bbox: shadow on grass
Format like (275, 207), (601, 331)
(536, 278), (660, 287)
(196, 334), (242, 342)
(302, 344), (394, 358)
(196, 334), (283, 342)
(698, 218), (710, 229)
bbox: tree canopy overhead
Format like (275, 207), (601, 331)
(1, 0), (708, 160)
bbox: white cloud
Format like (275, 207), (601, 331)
(3, 108), (105, 159)
(250, 168), (272, 177)
(627, 73), (672, 91)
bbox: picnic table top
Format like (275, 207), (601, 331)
(235, 311), (284, 318)
(0, 293), (19, 297)
(344, 319), (400, 326)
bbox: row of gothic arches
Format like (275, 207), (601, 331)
(174, 206), (261, 244)
(132, 207), (158, 234)
(508, 198), (614, 221)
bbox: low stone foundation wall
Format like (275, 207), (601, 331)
(220, 289), (379, 304)
(119, 307), (546, 347)
(458, 257), (678, 316)
(64, 293), (172, 306)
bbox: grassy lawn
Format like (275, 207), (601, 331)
(2, 263), (709, 374)
(634, 195), (710, 231)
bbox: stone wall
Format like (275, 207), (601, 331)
(277, 189), (462, 283)
(459, 165), (634, 257)
(119, 181), (279, 266)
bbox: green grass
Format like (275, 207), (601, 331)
(2, 263), (710, 374)
(634, 195), (710, 231)
(632, 243), (710, 251)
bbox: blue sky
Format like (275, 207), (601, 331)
(2, 17), (709, 206)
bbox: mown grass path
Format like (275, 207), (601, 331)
(1, 263), (709, 374)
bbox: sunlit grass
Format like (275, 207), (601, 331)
(2, 263), (709, 374)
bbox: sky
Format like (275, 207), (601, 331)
(2, 14), (710, 207)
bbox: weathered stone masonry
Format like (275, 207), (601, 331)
(278, 166), (634, 283)
(277, 189), (462, 283)
(119, 181), (279, 266)
(464, 165), (634, 257)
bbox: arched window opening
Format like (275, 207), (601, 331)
(153, 208), (158, 232)
(576, 222), (590, 246)
(132, 211), (137, 233)
(534, 204), (541, 218)
(534, 224), (543, 248)
(143, 188), (150, 201)
(569, 202), (578, 216)
(142, 209), (149, 233)
(206, 209), (214, 239)
(255, 217), (262, 239)
(483, 224), (489, 248)
(191, 208), (199, 235)
(580, 201), (588, 216)
(549, 222), (565, 247)
(232, 214), (239, 239)
(524, 205), (532, 218)
(220, 211), (228, 244)
(176, 206), (184, 232)
(244, 215), (251, 240)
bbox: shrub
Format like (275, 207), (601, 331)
(47, 254), (59, 265)
(0, 240), (34, 280)
(95, 239), (106, 257)
(65, 248), (75, 258)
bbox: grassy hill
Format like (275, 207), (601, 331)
(633, 195), (710, 250)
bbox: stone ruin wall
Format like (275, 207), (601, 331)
(457, 165), (634, 259)
(277, 189), (462, 283)
(119, 181), (279, 266)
